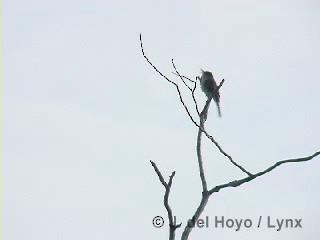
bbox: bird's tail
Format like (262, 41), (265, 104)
(216, 102), (222, 117)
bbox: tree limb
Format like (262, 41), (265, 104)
(208, 151), (320, 195)
(150, 160), (182, 240)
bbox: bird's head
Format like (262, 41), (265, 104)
(200, 69), (214, 79)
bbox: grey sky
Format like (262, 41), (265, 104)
(3, 0), (320, 239)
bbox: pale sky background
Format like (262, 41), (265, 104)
(3, 0), (320, 239)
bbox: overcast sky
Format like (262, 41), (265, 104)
(3, 0), (320, 239)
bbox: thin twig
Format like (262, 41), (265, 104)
(171, 59), (200, 115)
(172, 72), (195, 83)
(191, 80), (200, 115)
(171, 60), (192, 91)
(200, 79), (253, 176)
(150, 160), (167, 187)
(140, 35), (176, 85)
(140, 34), (199, 128)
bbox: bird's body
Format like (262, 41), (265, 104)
(199, 70), (221, 117)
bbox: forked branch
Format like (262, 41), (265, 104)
(150, 160), (182, 240)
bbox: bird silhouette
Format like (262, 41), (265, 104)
(199, 69), (221, 117)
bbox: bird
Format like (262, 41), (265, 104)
(199, 69), (221, 117)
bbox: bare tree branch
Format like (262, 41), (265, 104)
(172, 72), (196, 83)
(208, 151), (320, 195)
(171, 59), (200, 115)
(196, 134), (207, 190)
(199, 79), (253, 176)
(150, 160), (182, 240)
(150, 160), (167, 187)
(171, 60), (193, 91)
(201, 123), (253, 176)
(191, 80), (200, 116)
(180, 108), (211, 240)
(140, 34), (199, 129)
(181, 191), (209, 240)
(180, 100), (218, 239)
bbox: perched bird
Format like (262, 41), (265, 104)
(199, 69), (221, 117)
